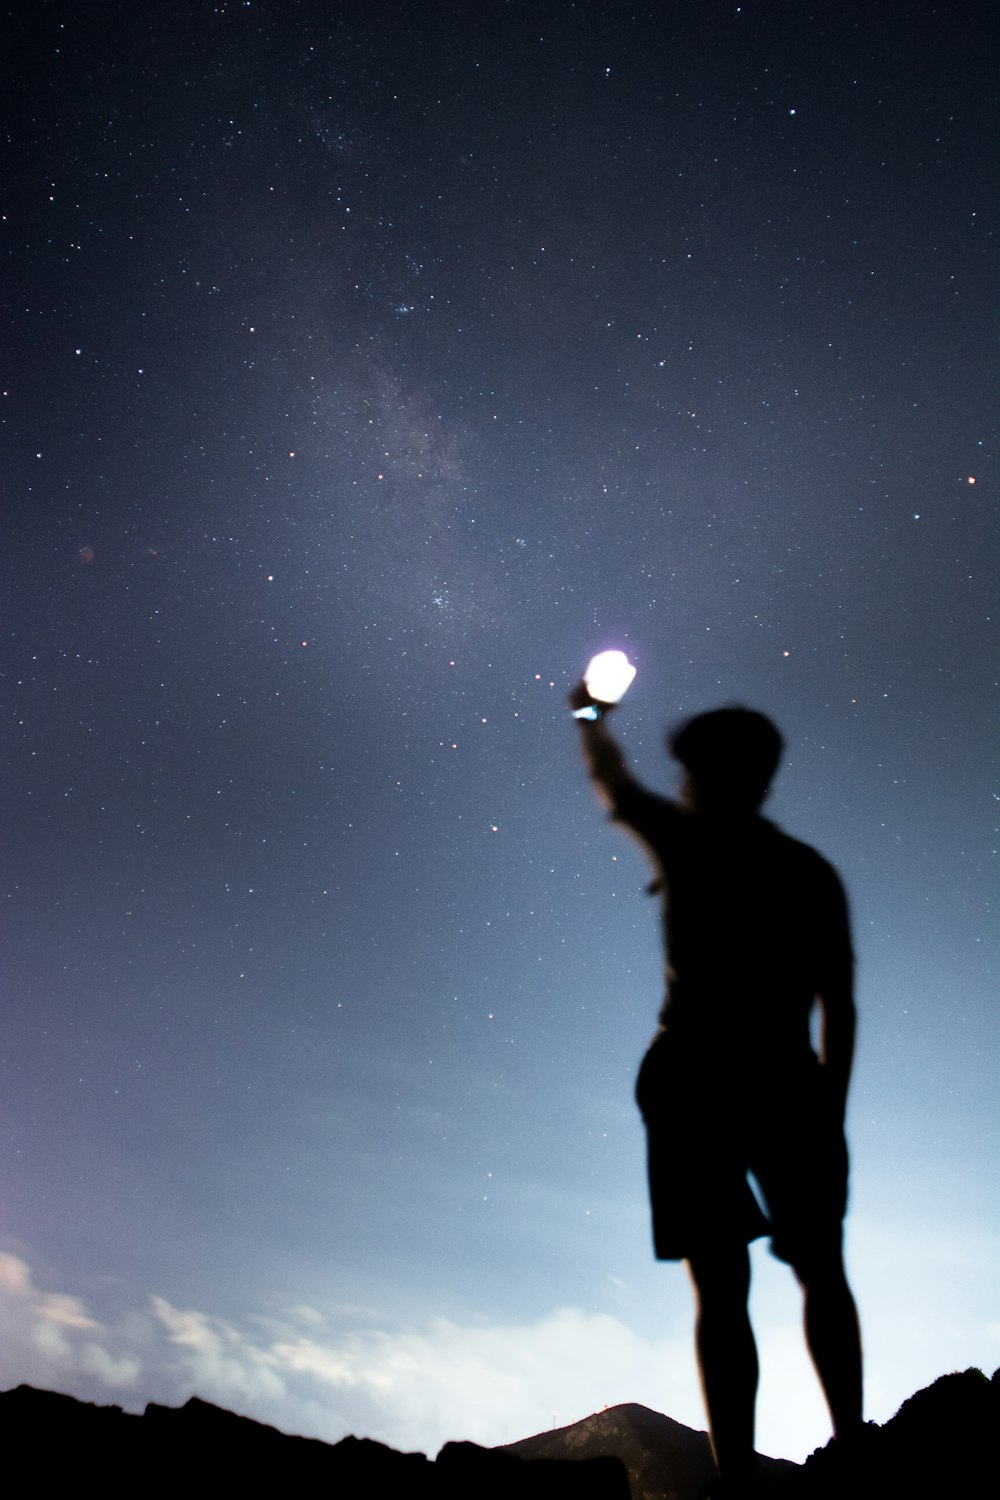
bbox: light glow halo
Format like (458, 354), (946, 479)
(583, 649), (636, 705)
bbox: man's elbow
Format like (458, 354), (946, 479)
(817, 979), (856, 1038)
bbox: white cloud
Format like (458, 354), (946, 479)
(285, 1304), (327, 1330)
(38, 1294), (96, 1330)
(150, 1297), (220, 1351)
(0, 1253), (701, 1453)
(0, 1243), (994, 1464)
(31, 1317), (73, 1363)
(80, 1343), (142, 1388)
(0, 1252), (140, 1398)
(149, 1294), (287, 1407)
(0, 1253), (33, 1296)
(144, 1299), (702, 1454)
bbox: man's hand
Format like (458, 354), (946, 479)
(568, 679), (616, 716)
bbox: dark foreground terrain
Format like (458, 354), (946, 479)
(1, 1365), (995, 1498)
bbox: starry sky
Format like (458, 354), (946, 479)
(1, 0), (996, 1462)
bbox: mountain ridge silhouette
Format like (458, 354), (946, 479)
(1, 1364), (995, 1497)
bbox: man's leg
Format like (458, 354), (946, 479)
(685, 1243), (758, 1483)
(792, 1242), (863, 1438)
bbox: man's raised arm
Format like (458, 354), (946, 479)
(568, 682), (635, 810)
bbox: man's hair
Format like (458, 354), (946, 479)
(668, 706), (784, 809)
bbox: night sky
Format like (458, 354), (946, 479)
(2, 0), (996, 1462)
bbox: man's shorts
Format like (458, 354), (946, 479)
(635, 1030), (849, 1266)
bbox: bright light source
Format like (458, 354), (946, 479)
(582, 650), (637, 705)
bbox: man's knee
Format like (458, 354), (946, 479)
(686, 1242), (752, 1303)
(786, 1236), (849, 1291)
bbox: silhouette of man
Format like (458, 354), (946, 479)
(570, 686), (863, 1495)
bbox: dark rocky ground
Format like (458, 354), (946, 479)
(502, 1401), (791, 1499)
(1, 1364), (995, 1498)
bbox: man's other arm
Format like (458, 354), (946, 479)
(817, 981), (856, 1123)
(815, 871), (856, 1121)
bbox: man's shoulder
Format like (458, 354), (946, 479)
(762, 818), (829, 861)
(610, 778), (679, 827)
(761, 821), (847, 892)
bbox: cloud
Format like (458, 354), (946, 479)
(0, 1253), (32, 1296)
(0, 1252), (698, 1452)
(149, 1295), (286, 1407)
(37, 1294), (96, 1330)
(2, 1245), (993, 1463)
(0, 1253), (139, 1395)
(80, 1343), (142, 1386)
(150, 1298), (220, 1351)
(286, 1304), (327, 1330)
(141, 1296), (700, 1453)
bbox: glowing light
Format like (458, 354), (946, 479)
(583, 650), (636, 705)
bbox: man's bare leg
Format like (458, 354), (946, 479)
(793, 1243), (863, 1438)
(686, 1244), (759, 1484)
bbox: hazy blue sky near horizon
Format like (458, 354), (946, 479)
(1, 0), (996, 1461)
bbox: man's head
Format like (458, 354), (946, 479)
(668, 706), (783, 813)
